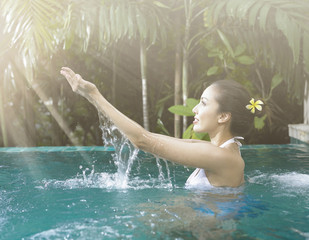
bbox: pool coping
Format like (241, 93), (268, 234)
(0, 144), (308, 153)
(0, 146), (115, 152)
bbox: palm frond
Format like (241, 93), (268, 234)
(1, 0), (66, 63)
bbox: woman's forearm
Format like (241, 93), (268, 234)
(88, 88), (147, 148)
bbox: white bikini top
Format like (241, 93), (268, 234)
(185, 136), (244, 189)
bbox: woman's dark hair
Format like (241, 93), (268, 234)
(210, 79), (261, 136)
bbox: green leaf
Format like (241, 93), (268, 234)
(192, 132), (210, 141)
(182, 123), (210, 140)
(254, 114), (267, 130)
(217, 29), (234, 58)
(259, 4), (271, 31)
(207, 66), (219, 76)
(268, 73), (283, 99)
(248, 1), (262, 27)
(227, 62), (235, 70)
(236, 55), (255, 65)
(168, 105), (194, 116)
(156, 119), (170, 135)
(208, 51), (220, 58)
(153, 1), (170, 9)
(186, 98), (199, 109)
(211, 1), (226, 24)
(234, 44), (246, 57)
(271, 73), (283, 91)
(183, 124), (193, 139)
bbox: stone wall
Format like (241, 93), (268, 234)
(288, 79), (309, 144)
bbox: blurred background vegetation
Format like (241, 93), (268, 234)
(0, 0), (308, 147)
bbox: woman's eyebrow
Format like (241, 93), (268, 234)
(200, 97), (208, 101)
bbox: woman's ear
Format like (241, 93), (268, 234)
(218, 112), (231, 123)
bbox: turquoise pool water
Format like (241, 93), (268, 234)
(0, 144), (309, 239)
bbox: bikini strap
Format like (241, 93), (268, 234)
(219, 136), (244, 148)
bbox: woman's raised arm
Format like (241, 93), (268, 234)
(60, 67), (239, 173)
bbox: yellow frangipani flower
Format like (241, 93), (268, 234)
(246, 98), (263, 114)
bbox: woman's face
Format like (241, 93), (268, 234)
(192, 85), (221, 133)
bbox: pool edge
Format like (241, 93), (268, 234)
(0, 144), (307, 153)
(0, 146), (115, 152)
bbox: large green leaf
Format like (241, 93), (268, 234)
(168, 105), (194, 116)
(207, 66), (219, 76)
(217, 29), (234, 58)
(258, 4), (271, 31)
(182, 124), (210, 140)
(186, 98), (199, 109)
(183, 124), (193, 139)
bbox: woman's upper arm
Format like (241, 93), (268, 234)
(137, 132), (232, 171)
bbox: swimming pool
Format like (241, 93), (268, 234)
(0, 144), (309, 239)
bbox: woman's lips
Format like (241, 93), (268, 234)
(193, 117), (199, 124)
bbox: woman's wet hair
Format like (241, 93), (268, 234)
(210, 79), (262, 136)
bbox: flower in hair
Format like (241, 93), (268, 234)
(246, 98), (263, 114)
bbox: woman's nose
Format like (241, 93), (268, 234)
(192, 104), (198, 114)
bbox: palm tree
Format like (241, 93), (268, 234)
(0, 0), (80, 146)
(171, 0), (211, 133)
(64, 0), (168, 131)
(0, 14), (10, 146)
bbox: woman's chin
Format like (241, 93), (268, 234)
(193, 126), (201, 133)
(193, 125), (208, 134)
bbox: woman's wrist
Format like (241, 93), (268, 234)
(87, 87), (107, 108)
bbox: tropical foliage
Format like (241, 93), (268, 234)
(206, 0), (309, 99)
(0, 0), (307, 147)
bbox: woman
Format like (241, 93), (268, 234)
(60, 67), (263, 188)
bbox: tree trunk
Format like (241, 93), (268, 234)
(174, 35), (182, 138)
(112, 47), (117, 106)
(32, 83), (80, 146)
(304, 79), (309, 124)
(0, 77), (8, 147)
(23, 87), (36, 146)
(182, 50), (189, 133)
(182, 0), (192, 133)
(140, 41), (150, 131)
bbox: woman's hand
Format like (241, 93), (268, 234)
(60, 67), (97, 98)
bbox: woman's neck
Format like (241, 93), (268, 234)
(209, 131), (234, 147)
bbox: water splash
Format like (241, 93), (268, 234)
(98, 112), (140, 188)
(37, 112), (173, 190)
(28, 220), (128, 239)
(97, 112), (172, 189)
(248, 170), (309, 197)
(39, 173), (174, 190)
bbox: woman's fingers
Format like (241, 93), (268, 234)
(60, 67), (97, 97)
(60, 67), (79, 86)
(61, 67), (75, 80)
(60, 67), (79, 93)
